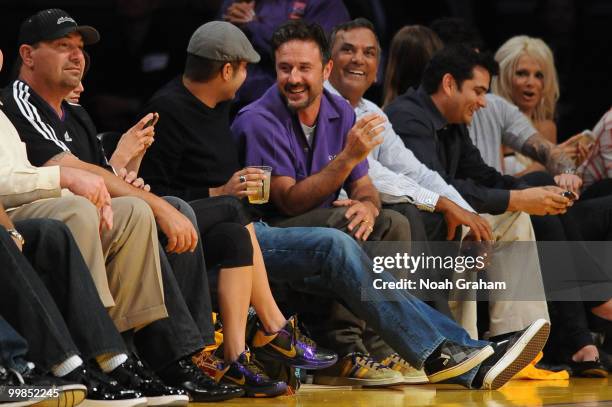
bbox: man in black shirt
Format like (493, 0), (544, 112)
(1, 8), (242, 403)
(384, 45), (572, 216)
(140, 83), (243, 201)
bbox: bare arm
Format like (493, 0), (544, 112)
(0, 203), (15, 230)
(520, 134), (575, 175)
(270, 155), (357, 216)
(507, 186), (572, 215)
(347, 175), (381, 210)
(271, 113), (385, 216)
(45, 152), (198, 253)
(109, 113), (157, 173)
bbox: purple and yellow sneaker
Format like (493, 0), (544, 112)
(215, 350), (287, 398)
(251, 315), (337, 370)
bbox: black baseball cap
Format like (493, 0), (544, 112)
(18, 9), (100, 46)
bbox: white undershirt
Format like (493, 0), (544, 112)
(300, 122), (316, 147)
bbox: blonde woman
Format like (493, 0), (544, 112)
(494, 35), (560, 141)
(492, 35), (565, 175)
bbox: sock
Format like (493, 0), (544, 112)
(96, 353), (128, 373)
(52, 355), (83, 377)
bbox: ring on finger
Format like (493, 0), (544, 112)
(239, 175), (247, 183)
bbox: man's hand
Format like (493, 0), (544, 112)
(109, 113), (157, 170)
(117, 168), (151, 192)
(509, 186), (573, 216)
(155, 203), (199, 254)
(99, 204), (113, 232)
(436, 197), (492, 241)
(554, 173), (582, 196)
(210, 168), (265, 198)
(333, 199), (379, 241)
(341, 114), (386, 165)
(223, 1), (255, 24)
(60, 166), (111, 209)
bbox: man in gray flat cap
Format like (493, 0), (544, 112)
(139, 20), (263, 200)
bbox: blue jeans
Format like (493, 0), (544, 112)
(0, 317), (29, 373)
(254, 222), (489, 388)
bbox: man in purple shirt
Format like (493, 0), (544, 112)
(232, 21), (409, 242)
(220, 0), (349, 107)
(232, 20), (418, 384)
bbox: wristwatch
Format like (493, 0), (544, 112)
(415, 202), (436, 213)
(7, 228), (25, 246)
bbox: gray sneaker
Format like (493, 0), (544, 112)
(380, 353), (429, 384)
(313, 353), (403, 387)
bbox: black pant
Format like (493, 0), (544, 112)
(0, 220), (125, 371)
(581, 178), (612, 201)
(520, 172), (612, 360)
(0, 317), (29, 373)
(135, 197), (213, 371)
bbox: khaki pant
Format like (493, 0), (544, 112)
(9, 195), (167, 332)
(449, 211), (549, 339)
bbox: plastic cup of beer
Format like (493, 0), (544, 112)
(247, 166), (272, 204)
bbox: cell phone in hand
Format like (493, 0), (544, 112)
(561, 190), (577, 201)
(144, 113), (159, 129)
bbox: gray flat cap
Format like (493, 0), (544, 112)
(187, 21), (260, 63)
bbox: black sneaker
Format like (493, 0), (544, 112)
(108, 357), (189, 406)
(566, 359), (608, 378)
(157, 357), (244, 402)
(63, 364), (147, 407)
(599, 348), (612, 372)
(424, 340), (494, 383)
(219, 350), (287, 398)
(472, 319), (550, 390)
(251, 315), (337, 369)
(0, 364), (87, 407)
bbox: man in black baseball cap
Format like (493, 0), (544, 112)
(18, 8), (100, 46)
(15, 9), (98, 111)
(3, 8), (246, 404)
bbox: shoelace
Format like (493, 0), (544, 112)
(384, 353), (409, 368)
(8, 368), (25, 385)
(288, 317), (317, 349)
(293, 325), (317, 349)
(353, 354), (386, 371)
(132, 360), (165, 386)
(179, 359), (216, 385)
(240, 352), (267, 380)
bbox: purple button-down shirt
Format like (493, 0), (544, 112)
(231, 84), (369, 211)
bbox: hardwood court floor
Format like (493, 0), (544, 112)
(192, 378), (611, 407)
